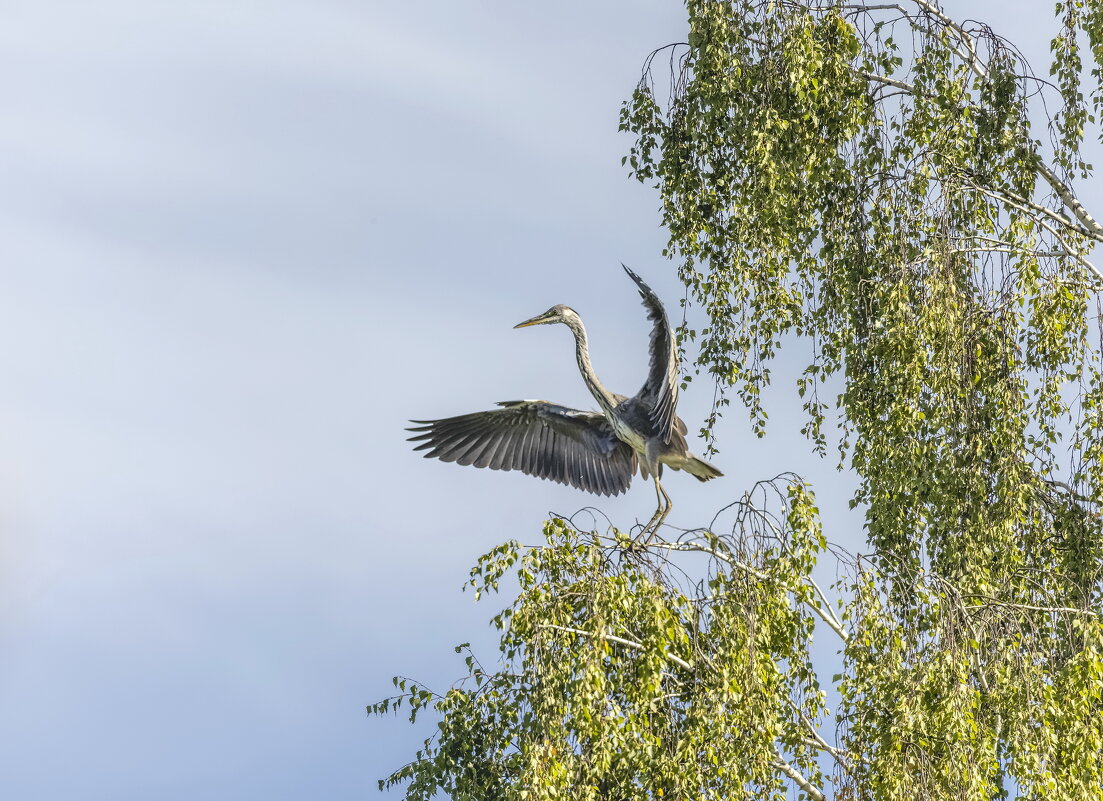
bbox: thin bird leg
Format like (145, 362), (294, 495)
(639, 477), (672, 545)
(655, 478), (672, 532)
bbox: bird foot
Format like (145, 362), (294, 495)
(624, 517), (663, 552)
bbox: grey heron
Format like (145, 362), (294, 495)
(407, 265), (721, 537)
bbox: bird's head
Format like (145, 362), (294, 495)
(514, 304), (578, 329)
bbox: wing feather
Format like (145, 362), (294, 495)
(407, 400), (637, 496)
(455, 434), (491, 467)
(508, 424), (528, 472)
(622, 264), (679, 444)
(566, 438), (579, 487)
(472, 430), (504, 469)
(422, 430), (479, 461)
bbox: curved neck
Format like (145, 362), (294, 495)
(564, 316), (618, 415)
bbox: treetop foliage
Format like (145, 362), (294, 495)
(376, 3), (1103, 799)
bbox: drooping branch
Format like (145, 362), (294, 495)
(854, 50), (1103, 286)
(897, 1), (1103, 262)
(648, 2), (1103, 290)
(909, 0), (989, 82)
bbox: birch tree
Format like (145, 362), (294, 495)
(373, 3), (1103, 798)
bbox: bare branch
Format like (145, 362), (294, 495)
(772, 749), (827, 801)
(975, 183), (1091, 239)
(806, 574), (847, 636)
(857, 70), (917, 93)
(537, 624), (694, 671)
(1034, 158), (1103, 241)
(952, 246), (1067, 257)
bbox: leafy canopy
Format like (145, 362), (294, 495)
(376, 3), (1103, 799)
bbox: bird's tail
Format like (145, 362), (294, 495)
(676, 453), (723, 482)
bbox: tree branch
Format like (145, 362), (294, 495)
(537, 624), (694, 671)
(788, 698), (857, 770)
(909, 0), (989, 82)
(857, 70), (917, 93)
(651, 540), (851, 642)
(850, 7), (1103, 283)
(772, 749), (827, 801)
(1033, 158), (1103, 241)
(806, 574), (847, 638)
(963, 598), (1100, 616)
(966, 183), (1103, 286)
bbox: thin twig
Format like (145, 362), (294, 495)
(651, 540), (851, 642)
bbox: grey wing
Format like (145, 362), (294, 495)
(622, 264), (679, 443)
(406, 400), (638, 496)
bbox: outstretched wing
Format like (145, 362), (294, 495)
(622, 264), (679, 444)
(407, 400), (637, 497)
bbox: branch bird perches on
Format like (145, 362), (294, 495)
(407, 265), (722, 538)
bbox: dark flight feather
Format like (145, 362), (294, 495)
(407, 400), (638, 497)
(622, 264), (679, 445)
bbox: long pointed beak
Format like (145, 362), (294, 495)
(513, 314), (546, 329)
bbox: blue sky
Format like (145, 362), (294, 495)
(0, 2), (1091, 799)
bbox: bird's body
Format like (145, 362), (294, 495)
(408, 265), (721, 536)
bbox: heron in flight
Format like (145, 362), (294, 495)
(407, 265), (721, 537)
